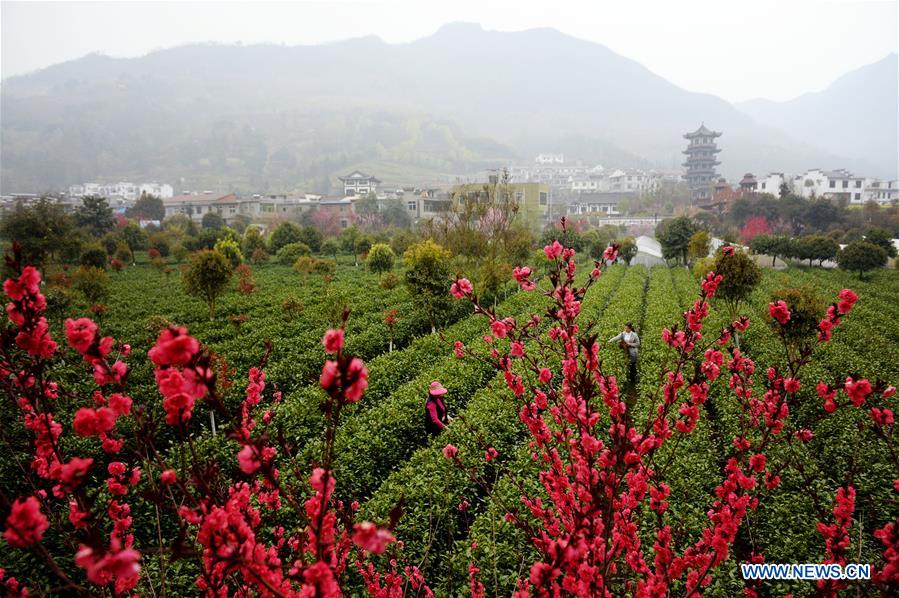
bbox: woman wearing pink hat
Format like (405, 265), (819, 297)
(424, 380), (452, 435)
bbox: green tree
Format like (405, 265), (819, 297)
(0, 199), (77, 265)
(298, 226), (323, 253)
(242, 226), (267, 259)
(79, 244), (108, 269)
(183, 249), (233, 319)
(404, 240), (453, 333)
(72, 266), (110, 304)
(367, 243), (395, 278)
(75, 196), (116, 237)
(148, 233), (171, 257)
(126, 193), (165, 221)
(382, 198), (412, 229)
(710, 247), (761, 349)
(864, 228), (897, 258)
(269, 222), (303, 253)
(793, 235), (838, 266)
(321, 239), (340, 261)
(202, 212), (224, 230)
(354, 192), (380, 217)
(655, 216), (696, 265)
(389, 229), (418, 257)
(121, 222), (148, 253)
(837, 240), (888, 279)
(354, 236), (373, 261)
(618, 237), (637, 265)
(164, 214), (199, 237)
(214, 238), (243, 268)
(276, 242), (312, 265)
(687, 230), (710, 260)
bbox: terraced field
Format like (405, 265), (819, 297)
(3, 255), (896, 596)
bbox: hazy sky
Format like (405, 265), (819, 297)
(1, 0), (896, 102)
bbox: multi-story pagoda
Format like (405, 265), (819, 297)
(682, 124), (722, 204)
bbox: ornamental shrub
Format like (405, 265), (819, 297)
(213, 238), (243, 268)
(182, 249), (233, 320)
(838, 240), (888, 279)
(71, 265), (109, 304)
(277, 242), (311, 265)
(79, 245), (108, 269)
(367, 243), (395, 277)
(404, 239), (453, 333)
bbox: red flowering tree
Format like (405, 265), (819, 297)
(0, 245), (422, 595)
(740, 216), (772, 244)
(444, 218), (897, 596)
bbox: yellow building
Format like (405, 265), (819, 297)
(451, 178), (549, 228)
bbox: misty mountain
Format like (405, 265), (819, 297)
(0, 23), (874, 193)
(737, 53), (898, 180)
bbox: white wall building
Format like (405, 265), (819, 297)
(792, 169), (865, 202)
(338, 171), (380, 196)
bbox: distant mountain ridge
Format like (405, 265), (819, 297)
(737, 53), (897, 180)
(1, 23), (890, 193)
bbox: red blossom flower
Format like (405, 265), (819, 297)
(160, 469), (177, 485)
(322, 329), (344, 354)
(65, 318), (97, 354)
(3, 496), (48, 548)
(148, 326), (199, 367)
(352, 522), (395, 554)
(442, 444), (459, 459)
(768, 300), (791, 326)
(450, 278), (474, 299)
(844, 377), (872, 407)
(544, 241), (563, 260)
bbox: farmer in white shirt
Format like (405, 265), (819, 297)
(608, 322), (640, 382)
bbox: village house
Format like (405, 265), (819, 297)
(338, 171), (380, 196)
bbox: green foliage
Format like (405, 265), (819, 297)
(280, 295), (304, 320)
(114, 241), (133, 264)
(0, 198), (77, 266)
(79, 244), (108, 269)
(298, 226), (323, 253)
(213, 238), (243, 268)
(540, 225), (583, 252)
(381, 198), (413, 229)
(121, 222), (149, 252)
(865, 228), (897, 258)
(321, 239), (340, 259)
(768, 286), (824, 347)
(293, 256), (336, 276)
(201, 211), (224, 230)
(163, 214), (198, 237)
(389, 229), (418, 257)
(655, 216), (696, 264)
(269, 222), (303, 253)
(366, 243), (395, 276)
(71, 266), (110, 304)
(379, 272), (400, 290)
(792, 235), (839, 266)
(242, 226), (266, 258)
(182, 249), (233, 319)
(710, 248), (762, 335)
(354, 235), (373, 258)
(618, 236), (637, 265)
(687, 230), (710, 259)
(403, 240), (453, 331)
(75, 196), (116, 237)
(749, 234), (792, 267)
(126, 193), (165, 221)
(147, 233), (171, 258)
(838, 240), (888, 278)
(276, 242), (312, 265)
